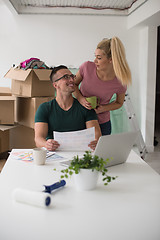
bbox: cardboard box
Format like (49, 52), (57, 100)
(4, 67), (55, 97)
(9, 124), (36, 149)
(0, 125), (16, 153)
(0, 127), (9, 153)
(17, 97), (53, 129)
(0, 96), (16, 125)
(0, 87), (12, 96)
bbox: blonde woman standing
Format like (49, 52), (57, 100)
(74, 37), (132, 135)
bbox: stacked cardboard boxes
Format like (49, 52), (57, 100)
(0, 87), (15, 154)
(0, 125), (15, 154)
(16, 97), (53, 129)
(0, 96), (16, 125)
(0, 68), (55, 154)
(0, 87), (12, 96)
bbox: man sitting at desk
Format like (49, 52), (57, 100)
(34, 65), (101, 151)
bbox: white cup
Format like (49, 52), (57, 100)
(33, 148), (47, 165)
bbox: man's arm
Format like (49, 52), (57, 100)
(86, 120), (102, 150)
(34, 122), (59, 151)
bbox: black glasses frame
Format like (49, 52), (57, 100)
(54, 74), (75, 82)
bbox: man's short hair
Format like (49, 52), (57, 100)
(50, 65), (68, 83)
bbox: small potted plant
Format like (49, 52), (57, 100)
(59, 151), (117, 191)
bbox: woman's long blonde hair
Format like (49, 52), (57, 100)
(97, 37), (132, 86)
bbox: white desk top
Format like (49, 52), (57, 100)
(0, 150), (160, 240)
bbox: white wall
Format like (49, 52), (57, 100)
(0, 0), (127, 88)
(127, 0), (160, 29)
(127, 0), (160, 151)
(1, 0), (160, 151)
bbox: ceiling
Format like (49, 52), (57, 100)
(7, 0), (148, 15)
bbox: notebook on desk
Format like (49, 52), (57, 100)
(93, 131), (138, 167)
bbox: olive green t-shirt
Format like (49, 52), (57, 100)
(35, 98), (97, 139)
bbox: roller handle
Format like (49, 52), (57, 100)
(44, 180), (66, 193)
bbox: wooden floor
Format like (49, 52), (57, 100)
(0, 151), (9, 173)
(0, 159), (7, 172)
(144, 130), (160, 174)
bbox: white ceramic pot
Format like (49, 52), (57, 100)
(74, 169), (99, 191)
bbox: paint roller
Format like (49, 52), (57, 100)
(12, 180), (66, 208)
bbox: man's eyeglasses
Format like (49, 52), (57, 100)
(54, 74), (76, 82)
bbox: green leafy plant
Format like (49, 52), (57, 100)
(58, 151), (117, 186)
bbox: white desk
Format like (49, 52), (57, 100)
(0, 150), (160, 240)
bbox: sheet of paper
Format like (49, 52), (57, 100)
(10, 150), (33, 162)
(46, 153), (65, 162)
(53, 127), (95, 151)
(10, 149), (58, 162)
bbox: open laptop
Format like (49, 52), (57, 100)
(93, 131), (138, 167)
(60, 131), (137, 167)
